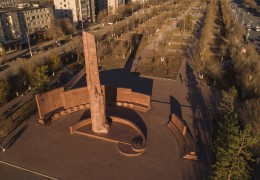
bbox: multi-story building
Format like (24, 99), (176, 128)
(0, 19), (7, 42)
(0, 9), (22, 41)
(0, 4), (53, 53)
(0, 0), (22, 8)
(54, 0), (96, 23)
(108, 0), (125, 14)
(17, 6), (53, 36)
(96, 0), (107, 12)
(97, 0), (125, 14)
(81, 0), (96, 23)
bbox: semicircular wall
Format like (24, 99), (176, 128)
(36, 86), (151, 122)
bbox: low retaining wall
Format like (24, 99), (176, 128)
(168, 113), (197, 161)
(171, 114), (187, 135)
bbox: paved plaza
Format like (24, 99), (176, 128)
(0, 56), (219, 179)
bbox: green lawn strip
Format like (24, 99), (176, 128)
(0, 98), (36, 139)
(136, 52), (183, 79)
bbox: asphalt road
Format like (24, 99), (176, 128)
(230, 0), (260, 45)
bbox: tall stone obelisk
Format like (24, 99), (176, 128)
(83, 31), (108, 134)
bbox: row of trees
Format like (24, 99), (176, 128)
(242, 0), (257, 9)
(221, 0), (260, 99)
(185, 0), (259, 179)
(0, 47), (83, 106)
(45, 19), (76, 40)
(95, 0), (192, 63)
(207, 1), (260, 179)
(97, 0), (183, 25)
(188, 0), (217, 78)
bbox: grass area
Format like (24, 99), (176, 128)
(99, 55), (128, 70)
(0, 98), (36, 139)
(136, 52), (183, 79)
(171, 35), (191, 43)
(169, 44), (188, 50)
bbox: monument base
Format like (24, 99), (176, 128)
(70, 116), (146, 156)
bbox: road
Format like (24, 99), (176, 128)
(230, 0), (260, 46)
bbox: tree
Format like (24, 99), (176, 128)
(45, 20), (64, 40)
(212, 113), (259, 180)
(98, 10), (108, 25)
(239, 98), (260, 156)
(31, 66), (50, 94)
(185, 14), (193, 32)
(50, 53), (61, 73)
(219, 86), (238, 113)
(59, 19), (76, 35)
(0, 80), (10, 105)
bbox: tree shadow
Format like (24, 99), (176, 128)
(170, 96), (183, 120)
(2, 101), (22, 118)
(74, 64), (153, 96)
(6, 124), (29, 149)
(185, 61), (214, 178)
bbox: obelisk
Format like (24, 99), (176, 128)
(83, 31), (108, 134)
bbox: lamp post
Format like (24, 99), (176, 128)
(153, 41), (157, 50)
(0, 143), (5, 152)
(26, 31), (32, 57)
(135, 55), (142, 72)
(166, 58), (169, 76)
(151, 56), (155, 74)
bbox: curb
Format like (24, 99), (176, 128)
(0, 160), (58, 180)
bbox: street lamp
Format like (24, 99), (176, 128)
(153, 41), (157, 50)
(135, 55), (142, 72)
(151, 56), (155, 73)
(165, 58), (169, 76)
(0, 143), (5, 152)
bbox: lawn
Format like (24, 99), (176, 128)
(135, 52), (183, 79)
(0, 98), (36, 140)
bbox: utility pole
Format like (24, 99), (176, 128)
(246, 29), (250, 43)
(241, 13), (245, 27)
(26, 31), (32, 57)
(235, 8), (240, 23)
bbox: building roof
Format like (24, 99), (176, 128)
(0, 5), (49, 15)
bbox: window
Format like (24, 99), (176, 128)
(64, 4), (66, 7)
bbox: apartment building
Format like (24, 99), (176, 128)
(0, 23), (6, 42)
(0, 5), (53, 41)
(54, 0), (96, 23)
(81, 0), (96, 23)
(97, 0), (125, 14)
(18, 6), (53, 35)
(109, 0), (125, 14)
(0, 9), (22, 41)
(0, 0), (22, 8)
